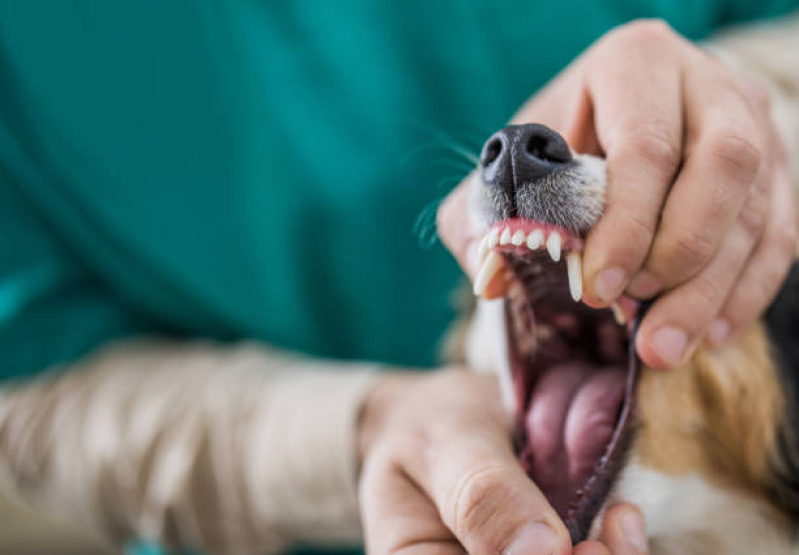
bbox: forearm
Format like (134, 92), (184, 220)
(0, 339), (381, 555)
(708, 11), (799, 184)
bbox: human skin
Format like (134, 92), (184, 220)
(438, 19), (798, 370)
(358, 371), (650, 555)
(358, 18), (799, 555)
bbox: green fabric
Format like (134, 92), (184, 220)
(2, 1), (798, 554)
(1, 1), (797, 378)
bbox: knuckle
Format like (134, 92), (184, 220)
(736, 77), (773, 117)
(611, 19), (675, 47)
(449, 465), (511, 549)
(690, 272), (723, 313)
(738, 189), (769, 238)
(772, 225), (798, 261)
(663, 229), (716, 276)
(745, 80), (772, 114)
(596, 208), (657, 268)
(705, 132), (763, 185)
(615, 122), (682, 177)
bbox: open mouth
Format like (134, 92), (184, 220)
(474, 218), (640, 543)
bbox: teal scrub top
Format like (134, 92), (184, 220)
(1, 1), (798, 554)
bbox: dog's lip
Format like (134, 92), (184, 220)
(562, 326), (640, 542)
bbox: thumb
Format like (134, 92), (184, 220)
(600, 504), (650, 555)
(408, 434), (572, 555)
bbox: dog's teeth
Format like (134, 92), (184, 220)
(478, 234), (491, 259)
(566, 252), (582, 302)
(546, 232), (562, 262)
(527, 229), (544, 250)
(473, 251), (504, 297)
(511, 230), (526, 246)
(499, 227), (512, 245)
(488, 227), (500, 248)
(611, 302), (627, 325)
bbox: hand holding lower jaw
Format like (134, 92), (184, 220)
(357, 370), (650, 555)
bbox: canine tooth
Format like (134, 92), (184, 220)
(546, 232), (562, 262)
(566, 252), (582, 302)
(511, 230), (526, 246)
(499, 227), (512, 245)
(478, 234), (491, 259)
(527, 229), (544, 250)
(611, 303), (627, 325)
(473, 251), (504, 297)
(488, 227), (500, 248)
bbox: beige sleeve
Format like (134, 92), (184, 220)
(0, 339), (381, 555)
(707, 10), (799, 184)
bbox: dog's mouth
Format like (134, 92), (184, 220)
(476, 218), (639, 543)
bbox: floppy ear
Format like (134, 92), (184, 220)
(764, 261), (799, 519)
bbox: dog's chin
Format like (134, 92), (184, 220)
(483, 219), (639, 543)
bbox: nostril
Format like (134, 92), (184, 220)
(526, 135), (550, 160)
(525, 131), (571, 164)
(481, 137), (503, 167)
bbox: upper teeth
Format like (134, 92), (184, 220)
(488, 227), (500, 248)
(546, 232), (562, 262)
(475, 226), (583, 302)
(473, 251), (504, 297)
(611, 302), (627, 325)
(566, 251), (582, 302)
(527, 229), (544, 250)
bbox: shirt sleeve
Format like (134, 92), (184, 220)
(0, 339), (381, 555)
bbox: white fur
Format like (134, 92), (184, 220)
(466, 298), (516, 410)
(603, 462), (796, 555)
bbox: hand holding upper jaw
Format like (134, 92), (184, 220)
(438, 19), (799, 371)
(357, 370), (651, 555)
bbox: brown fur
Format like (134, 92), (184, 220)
(635, 322), (785, 508)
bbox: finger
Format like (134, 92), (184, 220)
(581, 22), (684, 307)
(401, 425), (571, 555)
(360, 452), (461, 555)
(437, 176), (508, 299)
(636, 217), (757, 369)
(573, 541), (611, 555)
(709, 156), (797, 345)
(628, 58), (765, 296)
(600, 504), (650, 555)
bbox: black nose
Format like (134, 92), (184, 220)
(480, 124), (572, 191)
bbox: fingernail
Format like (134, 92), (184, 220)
(505, 522), (559, 555)
(708, 318), (730, 345)
(627, 271), (663, 299)
(594, 267), (627, 303)
(621, 510), (648, 553)
(652, 326), (688, 367)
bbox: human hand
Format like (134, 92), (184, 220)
(438, 20), (798, 370)
(358, 370), (650, 555)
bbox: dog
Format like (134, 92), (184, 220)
(460, 123), (799, 555)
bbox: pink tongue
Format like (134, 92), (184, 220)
(525, 362), (626, 515)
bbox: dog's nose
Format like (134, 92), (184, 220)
(480, 124), (572, 191)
